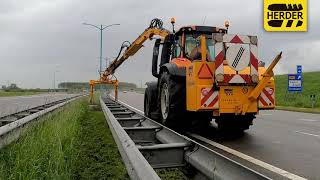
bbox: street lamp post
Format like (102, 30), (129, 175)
(83, 23), (120, 92)
(53, 70), (59, 92)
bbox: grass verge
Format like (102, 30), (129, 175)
(276, 106), (320, 114)
(0, 97), (128, 179)
(70, 104), (128, 179)
(275, 71), (319, 108)
(0, 98), (86, 179)
(0, 91), (42, 97)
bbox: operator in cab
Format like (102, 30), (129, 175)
(184, 34), (214, 61)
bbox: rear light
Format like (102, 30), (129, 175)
(201, 88), (209, 96)
(267, 88), (274, 95)
(252, 74), (259, 83)
(216, 74), (224, 82)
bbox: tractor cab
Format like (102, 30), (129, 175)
(172, 26), (227, 61)
(151, 25), (227, 78)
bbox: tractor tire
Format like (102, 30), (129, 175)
(159, 71), (186, 129)
(144, 82), (160, 121)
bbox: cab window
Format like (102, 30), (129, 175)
(184, 34), (214, 61)
(172, 36), (182, 58)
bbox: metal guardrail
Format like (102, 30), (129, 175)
(101, 97), (160, 180)
(100, 96), (270, 180)
(0, 95), (83, 148)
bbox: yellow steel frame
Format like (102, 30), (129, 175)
(89, 79), (119, 104)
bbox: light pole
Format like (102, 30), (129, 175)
(83, 22), (120, 92)
(53, 70), (59, 92)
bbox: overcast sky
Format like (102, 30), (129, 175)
(0, 0), (319, 88)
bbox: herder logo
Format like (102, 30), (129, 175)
(264, 0), (307, 31)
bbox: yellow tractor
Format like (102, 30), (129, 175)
(92, 18), (282, 132)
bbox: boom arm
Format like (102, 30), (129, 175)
(101, 21), (171, 81)
(89, 19), (170, 104)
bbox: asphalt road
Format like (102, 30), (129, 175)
(0, 93), (78, 118)
(114, 91), (320, 180)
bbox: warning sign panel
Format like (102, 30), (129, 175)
(264, 0), (307, 32)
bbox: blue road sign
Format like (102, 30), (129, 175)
(288, 74), (302, 92)
(297, 65), (302, 74)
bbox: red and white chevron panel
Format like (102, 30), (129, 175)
(222, 35), (251, 44)
(250, 44), (259, 78)
(201, 88), (219, 108)
(259, 87), (275, 107)
(214, 34), (259, 84)
(214, 41), (224, 77)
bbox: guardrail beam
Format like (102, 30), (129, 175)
(138, 143), (188, 168)
(124, 126), (161, 144)
(117, 117), (143, 127)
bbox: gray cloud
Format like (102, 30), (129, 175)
(0, 0), (319, 88)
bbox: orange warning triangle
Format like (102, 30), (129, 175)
(198, 64), (213, 79)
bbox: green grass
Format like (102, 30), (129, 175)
(0, 97), (128, 179)
(276, 106), (320, 113)
(275, 71), (320, 109)
(71, 105), (128, 179)
(0, 91), (42, 97)
(156, 168), (189, 180)
(0, 99), (86, 179)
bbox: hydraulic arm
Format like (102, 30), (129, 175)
(102, 21), (170, 79)
(89, 19), (170, 103)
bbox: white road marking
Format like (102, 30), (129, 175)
(295, 131), (320, 137)
(190, 134), (307, 180)
(299, 118), (318, 122)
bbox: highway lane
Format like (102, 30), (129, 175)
(113, 91), (320, 180)
(0, 93), (79, 118)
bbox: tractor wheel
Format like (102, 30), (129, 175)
(144, 82), (160, 121)
(159, 71), (186, 129)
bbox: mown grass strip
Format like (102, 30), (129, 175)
(70, 105), (128, 179)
